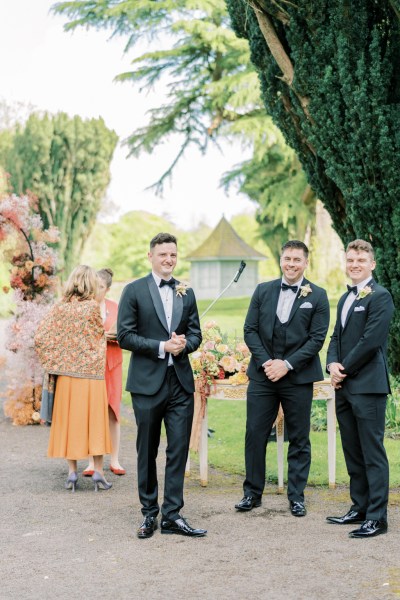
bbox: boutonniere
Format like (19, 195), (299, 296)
(176, 283), (189, 297)
(299, 283), (312, 298)
(356, 285), (373, 300)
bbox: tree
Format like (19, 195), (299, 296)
(1, 112), (118, 276)
(225, 0), (400, 371)
(52, 0), (316, 268)
(82, 209), (213, 280)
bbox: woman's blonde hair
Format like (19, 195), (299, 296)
(63, 265), (99, 301)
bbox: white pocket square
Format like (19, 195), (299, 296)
(354, 306), (365, 312)
(300, 302), (312, 309)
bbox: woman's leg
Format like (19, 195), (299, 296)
(67, 459), (77, 474)
(93, 455), (104, 475)
(109, 408), (124, 470)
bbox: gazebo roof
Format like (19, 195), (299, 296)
(186, 216), (266, 261)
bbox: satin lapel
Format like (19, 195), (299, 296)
(147, 274), (169, 333)
(171, 283), (183, 333)
(266, 280), (281, 337)
(343, 278), (374, 330)
(337, 293), (347, 330)
(286, 279), (309, 325)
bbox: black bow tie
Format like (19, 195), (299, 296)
(281, 283), (298, 293)
(159, 278), (176, 288)
(347, 285), (358, 295)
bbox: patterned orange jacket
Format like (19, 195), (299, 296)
(35, 297), (106, 379)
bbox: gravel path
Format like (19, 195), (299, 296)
(1, 402), (400, 600)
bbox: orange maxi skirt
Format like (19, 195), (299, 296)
(48, 376), (111, 459)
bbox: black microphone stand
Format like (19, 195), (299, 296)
(199, 261), (246, 320)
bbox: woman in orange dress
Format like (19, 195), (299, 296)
(83, 268), (125, 476)
(35, 265), (112, 492)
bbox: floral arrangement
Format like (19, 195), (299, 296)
(0, 194), (59, 425)
(190, 321), (250, 411)
(176, 282), (189, 297)
(299, 283), (312, 297)
(357, 285), (373, 300)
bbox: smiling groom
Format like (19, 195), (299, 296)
(117, 232), (205, 539)
(326, 239), (394, 538)
(235, 240), (330, 517)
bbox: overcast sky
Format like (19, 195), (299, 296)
(0, 0), (255, 229)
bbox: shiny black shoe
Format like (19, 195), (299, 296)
(290, 501), (307, 517)
(160, 516), (207, 537)
(235, 496), (262, 511)
(349, 520), (388, 539)
(137, 516), (158, 539)
(326, 509), (366, 525)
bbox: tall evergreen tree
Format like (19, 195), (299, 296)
(1, 112), (117, 275)
(53, 0), (316, 267)
(226, 0), (400, 371)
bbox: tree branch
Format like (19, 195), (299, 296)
(248, 0), (313, 122)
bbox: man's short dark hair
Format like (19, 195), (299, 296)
(150, 232), (178, 249)
(281, 240), (309, 259)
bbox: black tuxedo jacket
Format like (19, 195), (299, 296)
(117, 274), (202, 395)
(244, 278), (330, 384)
(327, 279), (394, 394)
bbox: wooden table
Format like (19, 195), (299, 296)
(186, 379), (336, 492)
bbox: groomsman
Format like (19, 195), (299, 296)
(326, 239), (394, 538)
(235, 240), (330, 517)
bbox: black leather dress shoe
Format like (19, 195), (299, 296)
(326, 509), (366, 525)
(290, 501), (307, 517)
(349, 520), (388, 538)
(234, 496), (262, 511)
(161, 516), (207, 537)
(137, 516), (158, 539)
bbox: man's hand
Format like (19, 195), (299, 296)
(165, 332), (187, 356)
(264, 359), (289, 382)
(329, 362), (346, 389)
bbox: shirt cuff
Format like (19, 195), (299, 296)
(159, 341), (166, 359)
(284, 360), (293, 370)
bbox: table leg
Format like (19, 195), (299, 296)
(199, 405), (208, 487)
(326, 394), (336, 489)
(276, 416), (284, 494)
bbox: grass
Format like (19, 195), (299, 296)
(120, 295), (400, 487)
(205, 398), (400, 487)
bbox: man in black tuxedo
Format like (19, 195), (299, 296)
(117, 232), (206, 538)
(326, 239), (394, 538)
(235, 240), (330, 517)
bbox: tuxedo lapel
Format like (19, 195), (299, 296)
(286, 279), (308, 325)
(171, 284), (183, 332)
(147, 274), (169, 333)
(342, 278), (374, 330)
(266, 280), (281, 337)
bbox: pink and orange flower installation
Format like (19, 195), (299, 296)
(191, 321), (250, 389)
(0, 194), (60, 425)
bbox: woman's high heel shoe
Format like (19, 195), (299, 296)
(65, 471), (78, 492)
(92, 471), (112, 492)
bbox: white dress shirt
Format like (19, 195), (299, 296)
(276, 277), (303, 324)
(152, 272), (174, 364)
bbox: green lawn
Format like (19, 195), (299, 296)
(204, 398), (400, 487)
(121, 296), (400, 488)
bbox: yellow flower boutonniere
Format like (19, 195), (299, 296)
(176, 283), (189, 297)
(356, 285), (373, 300)
(299, 283), (312, 298)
